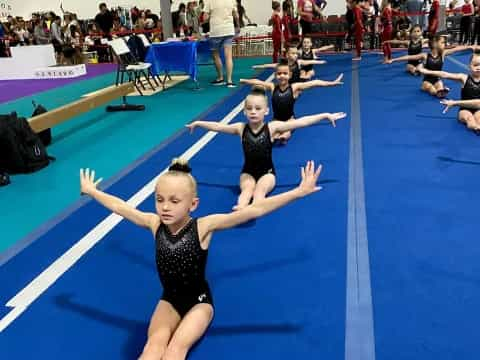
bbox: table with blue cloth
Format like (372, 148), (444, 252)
(145, 40), (224, 86)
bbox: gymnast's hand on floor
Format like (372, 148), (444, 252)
(80, 168), (103, 196)
(327, 112), (347, 127)
(298, 160), (323, 196)
(334, 73), (344, 85)
(440, 99), (455, 114)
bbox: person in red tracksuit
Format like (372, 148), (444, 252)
(271, 1), (283, 62)
(428, 0), (440, 36)
(353, 0), (366, 61)
(282, 1), (292, 50)
(381, 0), (394, 63)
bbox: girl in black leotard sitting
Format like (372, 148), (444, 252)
(240, 59), (343, 143)
(384, 25), (428, 75)
(252, 43), (327, 83)
(187, 87), (346, 211)
(417, 52), (480, 132)
(299, 36), (334, 79)
(386, 35), (470, 97)
(80, 159), (322, 360)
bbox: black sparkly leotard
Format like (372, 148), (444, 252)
(289, 61), (305, 84)
(423, 53), (443, 85)
(272, 84), (295, 121)
(460, 75), (480, 114)
(408, 40), (423, 66)
(301, 50), (314, 72)
(241, 123), (275, 181)
(155, 218), (213, 317)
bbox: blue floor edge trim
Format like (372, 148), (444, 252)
(0, 70), (271, 267)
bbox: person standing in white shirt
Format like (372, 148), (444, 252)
(203, 0), (239, 87)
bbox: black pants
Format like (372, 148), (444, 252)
(472, 16), (480, 45)
(300, 19), (312, 37)
(460, 16), (472, 44)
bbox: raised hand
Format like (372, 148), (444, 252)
(298, 161), (323, 196)
(80, 168), (103, 196)
(327, 112), (347, 127)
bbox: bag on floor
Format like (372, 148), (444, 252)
(0, 171), (10, 186)
(0, 112), (55, 174)
(31, 101), (52, 146)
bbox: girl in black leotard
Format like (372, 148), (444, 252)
(384, 25), (428, 75)
(187, 87), (346, 210)
(79, 159), (323, 360)
(388, 35), (470, 97)
(241, 59), (343, 143)
(299, 36), (334, 79)
(252, 43), (327, 83)
(418, 52), (480, 132)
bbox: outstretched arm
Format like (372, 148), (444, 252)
(298, 59), (327, 66)
(313, 45), (335, 53)
(79, 169), (158, 231)
(388, 52), (426, 64)
(294, 73), (344, 91)
(444, 45), (471, 57)
(384, 39), (409, 46)
(200, 161), (322, 233)
(270, 112), (347, 135)
(239, 78), (275, 92)
(441, 99), (480, 113)
(186, 121), (243, 135)
(416, 66), (466, 83)
(253, 63), (278, 69)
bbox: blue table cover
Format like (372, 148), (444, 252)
(145, 40), (224, 82)
(145, 41), (199, 81)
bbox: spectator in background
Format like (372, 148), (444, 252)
(50, 16), (64, 63)
(236, 0), (252, 27)
(34, 18), (50, 45)
(203, 0), (239, 87)
(284, 0), (299, 37)
(472, 0), (480, 45)
(282, 0), (293, 47)
(459, 0), (474, 44)
(271, 1), (283, 62)
(428, 0), (440, 35)
(297, 0), (315, 37)
(199, 0), (211, 33)
(145, 9), (160, 27)
(95, 2), (114, 36)
(177, 3), (188, 35)
(187, 2), (200, 34)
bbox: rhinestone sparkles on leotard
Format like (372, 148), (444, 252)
(301, 49), (314, 72)
(272, 84), (295, 121)
(155, 219), (208, 293)
(289, 61), (302, 84)
(241, 123), (274, 180)
(408, 40), (423, 66)
(423, 53), (443, 83)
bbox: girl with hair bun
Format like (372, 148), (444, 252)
(79, 157), (323, 359)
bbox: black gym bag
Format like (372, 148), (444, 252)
(31, 101), (52, 146)
(0, 112), (55, 174)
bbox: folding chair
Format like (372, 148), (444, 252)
(108, 38), (156, 95)
(137, 33), (168, 88)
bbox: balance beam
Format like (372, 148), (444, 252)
(29, 82), (139, 133)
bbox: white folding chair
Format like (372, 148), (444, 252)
(109, 38), (156, 95)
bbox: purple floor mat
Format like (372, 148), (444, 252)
(0, 64), (117, 104)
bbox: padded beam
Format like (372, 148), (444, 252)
(29, 82), (135, 133)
